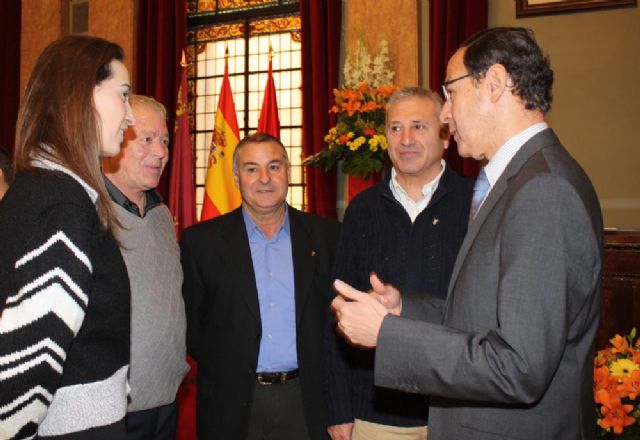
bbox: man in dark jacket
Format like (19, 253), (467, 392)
(326, 87), (473, 440)
(182, 132), (340, 440)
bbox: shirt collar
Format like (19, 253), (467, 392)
(104, 175), (163, 217)
(484, 122), (548, 187)
(31, 157), (98, 204)
(243, 204), (290, 240)
(389, 159), (446, 201)
(388, 159), (446, 222)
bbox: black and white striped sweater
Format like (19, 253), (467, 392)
(0, 169), (130, 439)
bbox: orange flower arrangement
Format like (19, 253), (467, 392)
(304, 39), (395, 179)
(330, 82), (396, 117)
(594, 328), (640, 438)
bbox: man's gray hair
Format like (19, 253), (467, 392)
(232, 132), (290, 172)
(130, 94), (167, 119)
(385, 87), (449, 140)
(386, 87), (444, 117)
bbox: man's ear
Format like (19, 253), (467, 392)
(486, 63), (510, 103)
(232, 170), (240, 188)
(439, 124), (450, 147)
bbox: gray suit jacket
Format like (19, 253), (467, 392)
(375, 129), (603, 440)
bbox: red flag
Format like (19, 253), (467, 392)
(173, 52), (198, 440)
(257, 51), (280, 138)
(200, 53), (242, 221)
(167, 51), (196, 241)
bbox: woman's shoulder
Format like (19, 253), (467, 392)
(2, 170), (99, 239)
(12, 170), (96, 209)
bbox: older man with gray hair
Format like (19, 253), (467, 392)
(103, 94), (188, 440)
(182, 132), (340, 440)
(325, 87), (473, 440)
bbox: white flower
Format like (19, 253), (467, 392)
(343, 38), (394, 88)
(370, 40), (394, 86)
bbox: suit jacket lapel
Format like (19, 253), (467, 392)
(225, 208), (261, 323)
(443, 129), (559, 318)
(289, 208), (317, 324)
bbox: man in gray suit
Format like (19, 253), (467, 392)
(332, 27), (602, 440)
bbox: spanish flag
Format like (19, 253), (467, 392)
(200, 51), (242, 221)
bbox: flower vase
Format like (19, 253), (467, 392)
(335, 160), (383, 221)
(348, 173), (381, 202)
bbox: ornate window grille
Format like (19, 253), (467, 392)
(186, 0), (304, 217)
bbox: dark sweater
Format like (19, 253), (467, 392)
(0, 170), (130, 439)
(325, 166), (473, 428)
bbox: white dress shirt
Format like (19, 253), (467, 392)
(389, 159), (446, 222)
(483, 122), (549, 201)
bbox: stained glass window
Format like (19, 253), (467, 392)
(190, 0), (292, 16)
(187, 1), (304, 218)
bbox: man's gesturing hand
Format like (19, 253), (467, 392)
(331, 274), (401, 348)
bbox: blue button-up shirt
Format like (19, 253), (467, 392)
(243, 207), (298, 372)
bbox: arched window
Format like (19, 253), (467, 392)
(187, 0), (304, 218)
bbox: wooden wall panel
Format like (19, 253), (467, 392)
(595, 230), (640, 349)
(20, 1), (136, 101)
(344, 0), (419, 87)
(20, 0), (63, 94)
(89, 0), (135, 82)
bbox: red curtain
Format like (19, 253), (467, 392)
(0, 0), (21, 156)
(135, 0), (187, 200)
(301, 0), (341, 219)
(429, 0), (487, 178)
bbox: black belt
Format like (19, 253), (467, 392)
(256, 369), (299, 385)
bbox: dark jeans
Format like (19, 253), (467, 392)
(247, 377), (310, 440)
(126, 401), (178, 440)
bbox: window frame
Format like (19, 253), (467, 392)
(187, 1), (305, 216)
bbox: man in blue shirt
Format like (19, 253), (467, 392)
(181, 132), (341, 440)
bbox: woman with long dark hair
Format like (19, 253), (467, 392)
(0, 36), (135, 439)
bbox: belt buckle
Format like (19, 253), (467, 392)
(256, 373), (274, 386)
(256, 370), (297, 385)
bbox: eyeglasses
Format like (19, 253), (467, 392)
(442, 73), (472, 102)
